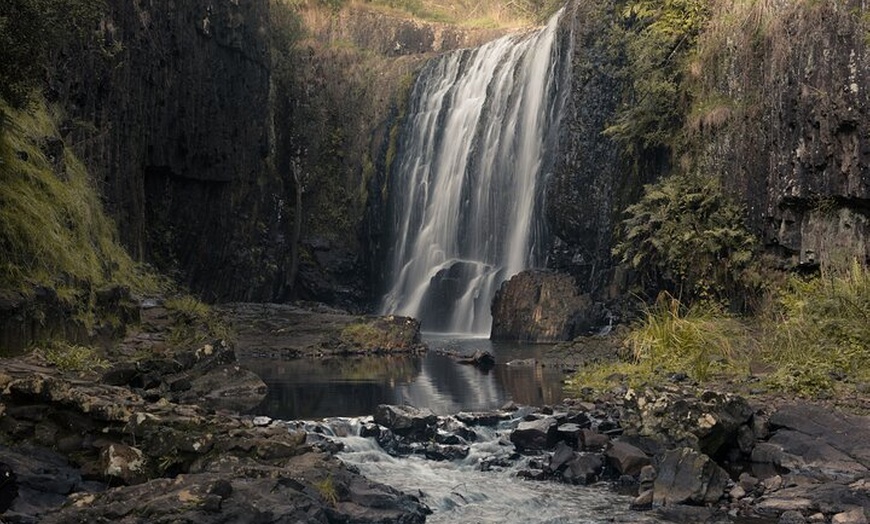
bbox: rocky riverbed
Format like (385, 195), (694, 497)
(0, 301), (868, 523)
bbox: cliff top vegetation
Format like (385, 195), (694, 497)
(290, 0), (563, 28)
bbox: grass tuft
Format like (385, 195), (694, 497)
(43, 341), (109, 372)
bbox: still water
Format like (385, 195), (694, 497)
(243, 335), (569, 420)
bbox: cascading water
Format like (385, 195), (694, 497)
(380, 10), (570, 335)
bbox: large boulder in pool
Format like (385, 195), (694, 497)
(490, 270), (606, 342)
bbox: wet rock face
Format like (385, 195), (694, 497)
(547, 0), (642, 296)
(697, 1), (870, 269)
(49, 0), (291, 302)
(490, 270), (607, 342)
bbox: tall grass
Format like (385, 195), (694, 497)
(760, 259), (870, 396)
(0, 99), (161, 301)
(625, 293), (746, 381)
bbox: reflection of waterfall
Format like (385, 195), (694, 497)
(380, 10), (571, 334)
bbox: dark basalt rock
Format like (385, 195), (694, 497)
(653, 447), (729, 506)
(621, 387), (753, 457)
(0, 461), (17, 513)
(490, 270), (606, 342)
(374, 405), (438, 439)
(0, 357), (429, 523)
(561, 453), (605, 485)
(605, 440), (651, 477)
(510, 417), (559, 452)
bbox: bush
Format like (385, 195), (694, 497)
(605, 0), (710, 152)
(43, 342), (109, 372)
(613, 171), (758, 306)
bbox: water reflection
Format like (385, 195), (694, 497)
(243, 335), (568, 420)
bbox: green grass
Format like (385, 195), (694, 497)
(759, 259), (870, 396)
(314, 474), (339, 506)
(0, 99), (162, 302)
(43, 341), (109, 372)
(164, 294), (234, 349)
(567, 261), (870, 400)
(624, 293), (747, 381)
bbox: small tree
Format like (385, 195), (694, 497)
(613, 171), (757, 307)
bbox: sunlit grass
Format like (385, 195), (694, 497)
(567, 261), (870, 400)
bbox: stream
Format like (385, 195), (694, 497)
(244, 335), (666, 523)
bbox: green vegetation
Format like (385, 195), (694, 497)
(165, 295), (234, 349)
(624, 293), (746, 381)
(569, 259), (870, 399)
(760, 260), (870, 396)
(605, 0), (710, 153)
(357, 0), (562, 28)
(0, 100), (162, 309)
(0, 0), (104, 108)
(337, 316), (419, 351)
(613, 171), (758, 306)
(314, 474), (339, 506)
(43, 341), (109, 372)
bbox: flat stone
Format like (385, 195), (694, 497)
(606, 440), (651, 477)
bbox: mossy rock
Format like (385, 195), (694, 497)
(337, 315), (423, 353)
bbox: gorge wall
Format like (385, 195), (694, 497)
(47, 0), (503, 307)
(39, 0), (870, 313)
(547, 0), (870, 302)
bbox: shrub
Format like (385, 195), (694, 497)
(605, 0), (711, 152)
(613, 171), (758, 306)
(43, 342), (109, 372)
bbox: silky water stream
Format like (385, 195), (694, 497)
(246, 335), (663, 523)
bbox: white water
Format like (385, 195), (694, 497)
(380, 10), (569, 335)
(301, 417), (655, 524)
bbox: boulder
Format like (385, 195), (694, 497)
(510, 418), (559, 452)
(606, 440), (651, 477)
(621, 388), (753, 457)
(653, 447), (729, 506)
(422, 443), (469, 462)
(756, 482), (870, 520)
(374, 405), (437, 438)
(832, 508), (868, 524)
(580, 429), (610, 451)
(490, 270), (605, 342)
(557, 423), (584, 449)
(455, 350), (495, 371)
(100, 444), (146, 485)
(548, 441), (577, 472)
(780, 510), (808, 524)
(562, 454), (605, 485)
(763, 405), (870, 482)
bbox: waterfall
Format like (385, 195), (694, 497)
(380, 10), (570, 335)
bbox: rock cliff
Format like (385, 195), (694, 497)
(46, 0), (503, 307)
(35, 0), (870, 313)
(547, 0), (870, 301)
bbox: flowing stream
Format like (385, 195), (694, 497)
(296, 417), (652, 524)
(380, 10), (570, 335)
